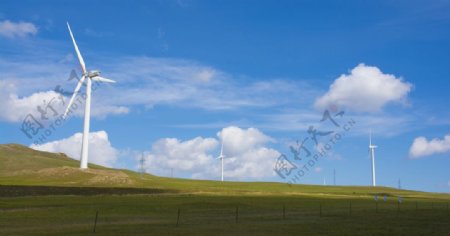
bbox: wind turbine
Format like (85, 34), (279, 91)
(333, 168), (336, 186)
(217, 140), (226, 182)
(63, 22), (115, 169)
(369, 131), (377, 187)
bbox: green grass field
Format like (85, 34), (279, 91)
(1, 144), (449, 235)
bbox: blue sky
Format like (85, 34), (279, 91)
(1, 0), (449, 193)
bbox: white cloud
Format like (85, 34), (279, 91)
(1, 54), (313, 123)
(145, 137), (218, 178)
(144, 126), (280, 180)
(217, 126), (280, 179)
(0, 20), (37, 38)
(100, 56), (313, 111)
(0, 80), (63, 122)
(222, 146), (280, 180)
(409, 134), (450, 158)
(217, 126), (273, 156)
(315, 64), (412, 113)
(30, 130), (118, 167)
(88, 102), (129, 119)
(0, 79), (128, 123)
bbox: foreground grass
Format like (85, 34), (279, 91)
(1, 194), (449, 236)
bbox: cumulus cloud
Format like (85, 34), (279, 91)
(30, 130), (118, 167)
(216, 126), (280, 179)
(144, 126), (280, 180)
(0, 81), (63, 122)
(315, 64), (412, 113)
(0, 80), (128, 123)
(0, 20), (37, 38)
(145, 137), (218, 178)
(217, 126), (273, 156)
(409, 134), (450, 158)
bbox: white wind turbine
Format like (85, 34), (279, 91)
(63, 22), (115, 169)
(369, 131), (377, 187)
(217, 139), (226, 182)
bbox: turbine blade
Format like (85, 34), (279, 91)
(63, 76), (86, 118)
(91, 76), (116, 83)
(67, 22), (87, 74)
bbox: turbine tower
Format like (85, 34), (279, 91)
(217, 140), (226, 182)
(369, 131), (377, 187)
(63, 22), (115, 169)
(333, 168), (336, 186)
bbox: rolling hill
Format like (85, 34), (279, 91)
(0, 143), (449, 200)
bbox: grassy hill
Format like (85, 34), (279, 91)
(1, 143), (448, 199)
(0, 143), (138, 187)
(1, 143), (449, 235)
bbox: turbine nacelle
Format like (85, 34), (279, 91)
(87, 70), (101, 78)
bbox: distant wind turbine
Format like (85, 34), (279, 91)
(369, 131), (377, 187)
(333, 168), (336, 186)
(217, 139), (226, 182)
(63, 22), (115, 169)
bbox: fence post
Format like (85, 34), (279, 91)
(93, 210), (99, 233)
(349, 201), (352, 215)
(319, 203), (322, 217)
(176, 208), (180, 227)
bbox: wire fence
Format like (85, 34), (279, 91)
(87, 200), (449, 232)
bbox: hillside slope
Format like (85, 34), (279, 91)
(0, 144), (139, 187)
(0, 144), (449, 200)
